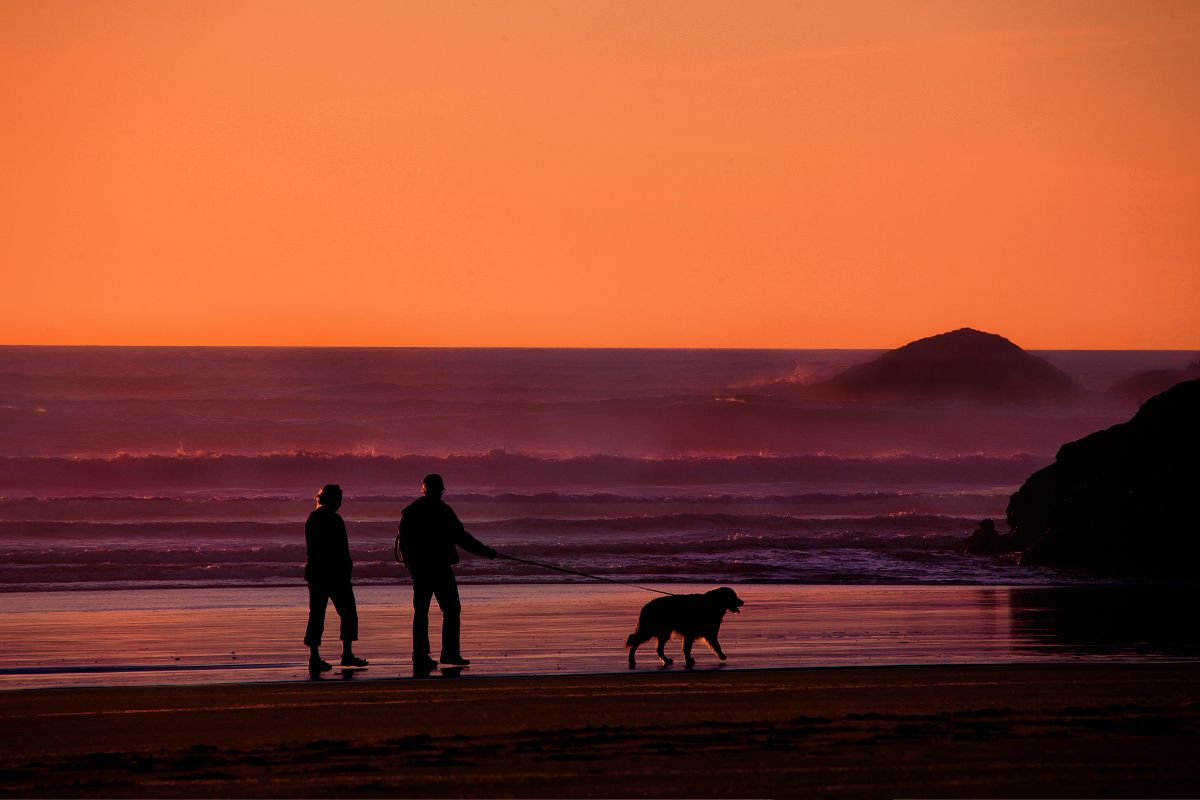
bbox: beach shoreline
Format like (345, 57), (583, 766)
(5, 583), (1197, 692)
(5, 578), (1196, 796)
(3, 662), (1197, 798)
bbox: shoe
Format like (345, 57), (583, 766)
(413, 656), (438, 672)
(340, 655), (369, 667)
(439, 654), (471, 666)
(308, 658), (333, 672)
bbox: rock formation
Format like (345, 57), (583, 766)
(955, 518), (1016, 555)
(817, 328), (1078, 403)
(1006, 378), (1200, 573)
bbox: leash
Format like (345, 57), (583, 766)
(394, 532), (675, 597)
(496, 552), (677, 597)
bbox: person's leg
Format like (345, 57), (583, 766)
(411, 574), (435, 664)
(433, 569), (463, 663)
(303, 584), (331, 670)
(329, 584), (366, 665)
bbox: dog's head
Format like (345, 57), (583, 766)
(707, 586), (744, 614)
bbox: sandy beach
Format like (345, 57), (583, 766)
(5, 584), (1197, 796)
(1, 663), (1197, 798)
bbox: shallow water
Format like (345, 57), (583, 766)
(2, 583), (1195, 690)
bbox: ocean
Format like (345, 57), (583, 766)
(2, 346), (1189, 593)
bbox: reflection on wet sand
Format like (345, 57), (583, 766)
(1011, 585), (1200, 658)
(3, 584), (1198, 691)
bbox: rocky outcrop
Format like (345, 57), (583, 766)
(1109, 359), (1200, 404)
(1006, 378), (1200, 573)
(817, 328), (1078, 403)
(955, 519), (1017, 555)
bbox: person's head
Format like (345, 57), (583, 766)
(316, 484), (343, 511)
(421, 474), (445, 499)
(980, 518), (995, 531)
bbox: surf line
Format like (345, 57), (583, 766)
(494, 552), (677, 597)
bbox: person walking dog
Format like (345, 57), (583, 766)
(396, 474), (497, 672)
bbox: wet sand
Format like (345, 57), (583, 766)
(6, 583), (1195, 690)
(1, 663), (1197, 798)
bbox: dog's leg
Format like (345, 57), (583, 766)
(655, 636), (673, 666)
(626, 630), (649, 669)
(682, 636), (696, 669)
(707, 634), (727, 661)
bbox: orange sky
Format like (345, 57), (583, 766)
(1, 1), (1197, 348)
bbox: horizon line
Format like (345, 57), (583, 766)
(1, 342), (1197, 352)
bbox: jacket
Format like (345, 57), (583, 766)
(304, 506), (353, 584)
(398, 495), (493, 569)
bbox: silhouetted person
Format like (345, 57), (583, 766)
(397, 474), (497, 671)
(303, 484), (368, 672)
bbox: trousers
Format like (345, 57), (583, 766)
(303, 581), (359, 647)
(410, 565), (461, 660)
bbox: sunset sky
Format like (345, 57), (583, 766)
(2, 1), (1197, 348)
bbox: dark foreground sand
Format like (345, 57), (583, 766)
(2, 664), (1197, 798)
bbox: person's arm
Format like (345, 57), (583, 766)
(449, 508), (497, 558)
(336, 516), (354, 578)
(396, 516), (411, 565)
(305, 514), (318, 561)
(304, 512), (317, 580)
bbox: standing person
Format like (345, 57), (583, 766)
(303, 484), (368, 672)
(397, 474), (497, 671)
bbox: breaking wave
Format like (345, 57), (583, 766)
(0, 451), (1047, 496)
(0, 510), (1088, 590)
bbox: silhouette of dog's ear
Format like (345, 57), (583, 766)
(721, 588), (744, 612)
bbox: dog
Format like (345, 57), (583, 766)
(625, 587), (744, 669)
